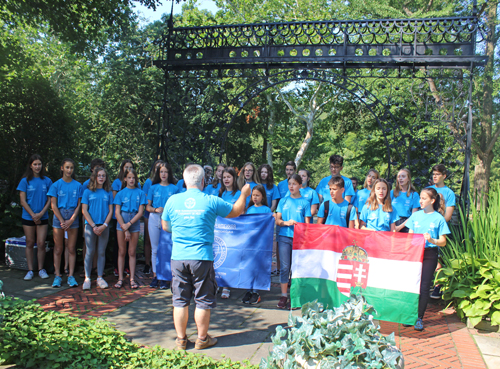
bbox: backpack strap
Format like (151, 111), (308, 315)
(320, 200), (330, 224)
(346, 204), (353, 228)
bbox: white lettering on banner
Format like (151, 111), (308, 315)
(215, 223), (236, 230)
(213, 236), (227, 269)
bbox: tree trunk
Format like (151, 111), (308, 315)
(474, 152), (493, 209)
(266, 93), (275, 167)
(294, 130), (313, 169)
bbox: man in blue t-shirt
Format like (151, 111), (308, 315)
(316, 155), (355, 203)
(161, 164), (250, 351)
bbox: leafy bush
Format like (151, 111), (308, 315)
(261, 294), (403, 369)
(0, 297), (257, 369)
(436, 186), (500, 327)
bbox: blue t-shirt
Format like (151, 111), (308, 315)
(316, 175), (355, 202)
(277, 179), (289, 199)
(113, 187), (147, 213)
(221, 190), (241, 205)
(261, 184), (280, 205)
(318, 199), (356, 227)
(350, 190), (357, 205)
(245, 181), (259, 207)
(148, 183), (179, 208)
(285, 187), (320, 207)
(82, 179), (90, 190)
(390, 190), (420, 218)
(176, 179), (186, 193)
(112, 178), (141, 193)
(247, 205), (272, 214)
(143, 178), (153, 199)
(360, 204), (400, 231)
(17, 177), (53, 220)
(162, 188), (233, 261)
(429, 185), (456, 208)
(47, 179), (83, 210)
(354, 188), (371, 211)
(406, 210), (450, 248)
(277, 196), (312, 237)
(81, 188), (113, 225)
(203, 182), (221, 196)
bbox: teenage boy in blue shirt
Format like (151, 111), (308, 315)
(317, 176), (356, 228)
(316, 155), (355, 203)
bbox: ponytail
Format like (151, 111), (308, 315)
(421, 188), (446, 216)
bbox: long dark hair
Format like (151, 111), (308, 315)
(117, 159), (134, 181)
(121, 168), (139, 189)
(152, 162), (177, 185)
(219, 167), (239, 197)
(258, 164), (275, 190)
(23, 154), (46, 182)
(421, 188), (446, 215)
(248, 184), (269, 209)
(60, 158), (76, 180)
(88, 167), (111, 192)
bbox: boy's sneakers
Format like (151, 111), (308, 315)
(150, 277), (159, 288)
(414, 318), (424, 331)
(159, 280), (169, 290)
(249, 292), (261, 305)
(242, 291), (252, 304)
(39, 269), (49, 279)
(52, 275), (62, 288)
(114, 268), (119, 277)
(430, 286), (442, 299)
(24, 270), (34, 281)
(175, 336), (188, 351)
(277, 296), (288, 309)
(82, 278), (91, 290)
(67, 276), (78, 287)
(194, 335), (218, 350)
(143, 264), (151, 275)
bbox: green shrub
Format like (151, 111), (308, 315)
(0, 297), (257, 369)
(436, 186), (500, 327)
(261, 294), (403, 369)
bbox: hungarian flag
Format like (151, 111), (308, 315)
(290, 223), (425, 325)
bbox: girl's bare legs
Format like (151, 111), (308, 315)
(66, 228), (78, 277)
(128, 232), (139, 282)
(117, 230), (127, 281)
(53, 228), (65, 276)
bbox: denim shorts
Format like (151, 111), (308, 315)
(117, 211), (140, 233)
(53, 208), (79, 229)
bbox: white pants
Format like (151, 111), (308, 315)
(148, 212), (162, 274)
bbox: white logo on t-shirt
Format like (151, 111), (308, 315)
(185, 198), (196, 209)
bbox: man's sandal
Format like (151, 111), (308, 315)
(130, 279), (139, 289)
(114, 280), (123, 289)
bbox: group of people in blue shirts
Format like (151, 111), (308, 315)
(17, 153), (455, 332)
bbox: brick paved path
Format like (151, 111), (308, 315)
(36, 273), (487, 369)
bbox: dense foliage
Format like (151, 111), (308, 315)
(436, 186), (500, 327)
(0, 296), (256, 369)
(261, 295), (403, 369)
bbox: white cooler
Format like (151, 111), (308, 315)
(5, 237), (49, 271)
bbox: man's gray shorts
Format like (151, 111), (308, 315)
(171, 260), (218, 309)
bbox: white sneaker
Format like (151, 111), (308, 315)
(39, 269), (49, 279)
(82, 278), (91, 290)
(24, 270), (34, 280)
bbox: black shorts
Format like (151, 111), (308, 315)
(171, 260), (218, 309)
(21, 218), (49, 226)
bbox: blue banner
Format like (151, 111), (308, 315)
(157, 213), (275, 290)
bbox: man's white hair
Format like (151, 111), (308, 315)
(184, 164), (205, 188)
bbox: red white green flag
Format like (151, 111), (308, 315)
(290, 223), (425, 325)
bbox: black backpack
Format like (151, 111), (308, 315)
(319, 200), (353, 228)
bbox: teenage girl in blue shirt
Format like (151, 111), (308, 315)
(276, 174), (312, 309)
(48, 158), (83, 288)
(354, 169), (379, 220)
(81, 167), (113, 290)
(219, 167), (241, 205)
(146, 162), (178, 289)
(17, 154), (53, 281)
(142, 160), (163, 276)
(406, 188), (450, 331)
(359, 178), (399, 232)
(114, 168), (147, 289)
(258, 164), (280, 212)
(237, 162), (260, 207)
(391, 168), (420, 233)
(204, 163), (227, 196)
